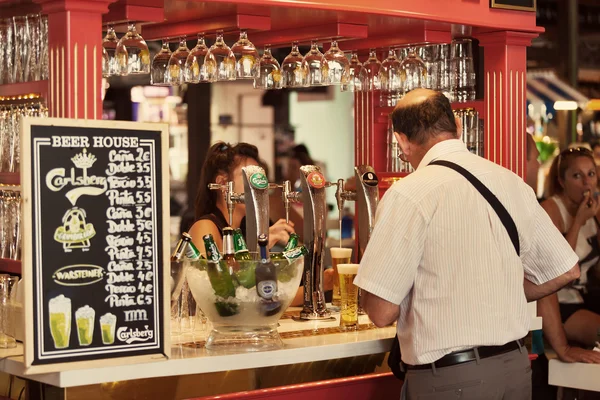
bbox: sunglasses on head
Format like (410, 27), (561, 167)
(557, 147), (594, 171)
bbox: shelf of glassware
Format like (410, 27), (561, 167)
(0, 80), (48, 98)
(376, 99), (485, 120)
(0, 259), (21, 275)
(0, 173), (20, 185)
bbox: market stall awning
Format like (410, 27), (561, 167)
(527, 71), (589, 111)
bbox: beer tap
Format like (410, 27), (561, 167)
(208, 165), (271, 252)
(334, 166), (380, 259)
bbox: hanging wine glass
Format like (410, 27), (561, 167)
(323, 40), (349, 85)
(380, 49), (402, 106)
(281, 42), (306, 88)
(150, 40), (172, 86)
(254, 45), (282, 90)
(115, 23), (150, 75)
(207, 30), (236, 81)
(400, 47), (427, 93)
(102, 26), (120, 77)
(340, 52), (363, 92)
(166, 37), (190, 86)
(360, 49), (382, 91)
(185, 34), (215, 84)
(302, 41), (325, 86)
(231, 30), (259, 79)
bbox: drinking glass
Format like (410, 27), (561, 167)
(0, 20), (7, 84)
(231, 30), (259, 79)
(400, 48), (426, 93)
(323, 40), (349, 85)
(40, 15), (48, 80)
(185, 34), (215, 84)
(254, 45), (282, 90)
(340, 52), (363, 92)
(1, 20), (14, 84)
(49, 295), (71, 349)
(12, 16), (28, 83)
(417, 44), (438, 90)
(166, 37), (190, 86)
(115, 23), (150, 75)
(102, 26), (120, 78)
(207, 30), (236, 81)
(360, 49), (382, 92)
(26, 14), (41, 81)
(436, 44), (452, 101)
(151, 40), (172, 86)
(330, 248), (352, 307)
(0, 274), (18, 348)
(8, 191), (21, 260)
(302, 41), (325, 87)
(338, 264), (359, 331)
(281, 42), (307, 88)
(0, 192), (9, 259)
(75, 305), (95, 346)
(450, 38), (476, 102)
(380, 49), (402, 106)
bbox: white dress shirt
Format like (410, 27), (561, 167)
(355, 139), (578, 365)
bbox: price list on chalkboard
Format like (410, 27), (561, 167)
(22, 119), (169, 370)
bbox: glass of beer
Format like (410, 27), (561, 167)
(49, 295), (71, 349)
(75, 305), (95, 346)
(100, 313), (117, 345)
(330, 247), (352, 307)
(338, 263), (359, 330)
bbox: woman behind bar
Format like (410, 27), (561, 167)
(541, 147), (600, 346)
(188, 141), (333, 306)
(189, 141), (294, 251)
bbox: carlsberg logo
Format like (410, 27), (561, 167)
(250, 173), (268, 189)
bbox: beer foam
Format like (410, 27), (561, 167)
(337, 264), (359, 275)
(76, 305), (95, 319)
(49, 294), (71, 312)
(330, 247), (352, 258)
(100, 313), (116, 324)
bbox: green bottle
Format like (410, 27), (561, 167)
(203, 234), (235, 299)
(275, 245), (308, 282)
(233, 229), (253, 261)
(283, 233), (299, 252)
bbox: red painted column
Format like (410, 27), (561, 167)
(476, 31), (538, 178)
(35, 0), (115, 119)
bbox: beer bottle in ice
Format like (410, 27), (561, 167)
(222, 227), (240, 275)
(171, 232), (203, 262)
(233, 228), (252, 261)
(203, 234), (235, 299)
(255, 234), (281, 316)
(283, 232), (299, 252)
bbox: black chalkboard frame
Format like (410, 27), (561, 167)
(490, 0), (536, 12)
(20, 117), (171, 373)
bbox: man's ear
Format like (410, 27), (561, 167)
(394, 132), (411, 155)
(455, 116), (462, 140)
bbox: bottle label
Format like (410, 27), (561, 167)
(235, 236), (248, 251)
(250, 173), (268, 190)
(206, 242), (222, 263)
(185, 242), (201, 260)
(283, 247), (304, 261)
(307, 172), (325, 189)
(257, 280), (277, 299)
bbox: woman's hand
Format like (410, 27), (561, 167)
(268, 219), (295, 249)
(575, 191), (600, 226)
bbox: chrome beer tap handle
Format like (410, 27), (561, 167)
(208, 182), (244, 226)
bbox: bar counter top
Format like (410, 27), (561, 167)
(0, 312), (395, 388)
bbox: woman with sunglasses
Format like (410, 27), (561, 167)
(541, 147), (600, 347)
(188, 141), (333, 306)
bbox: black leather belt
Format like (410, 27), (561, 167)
(404, 339), (524, 371)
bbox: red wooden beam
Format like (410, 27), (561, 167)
(141, 14), (271, 41)
(250, 23), (368, 48)
(103, 4), (164, 24)
(343, 29), (450, 52)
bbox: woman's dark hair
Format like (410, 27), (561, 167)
(546, 147), (595, 197)
(290, 144), (314, 166)
(195, 142), (260, 220)
(390, 91), (457, 145)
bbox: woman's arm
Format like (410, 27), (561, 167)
(188, 219), (223, 256)
(541, 199), (577, 249)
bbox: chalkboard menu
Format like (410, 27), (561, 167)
(21, 118), (170, 372)
(490, 0), (535, 11)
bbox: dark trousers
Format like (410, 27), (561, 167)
(403, 348), (531, 399)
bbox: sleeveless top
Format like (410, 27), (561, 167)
(551, 195), (599, 304)
(196, 209), (247, 239)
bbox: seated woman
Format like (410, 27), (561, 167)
(188, 141), (333, 306)
(541, 146), (600, 347)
